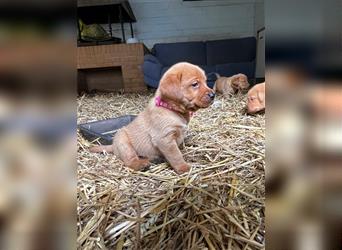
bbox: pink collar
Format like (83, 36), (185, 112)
(155, 96), (174, 111)
(155, 96), (194, 117)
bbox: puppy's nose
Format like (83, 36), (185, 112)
(208, 92), (215, 100)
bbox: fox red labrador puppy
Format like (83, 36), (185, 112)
(90, 62), (215, 174)
(247, 82), (265, 114)
(214, 73), (249, 96)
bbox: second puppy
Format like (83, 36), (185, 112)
(214, 73), (249, 96)
(247, 82), (265, 114)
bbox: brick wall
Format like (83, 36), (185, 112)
(77, 43), (146, 92)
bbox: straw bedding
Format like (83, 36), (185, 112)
(77, 91), (265, 250)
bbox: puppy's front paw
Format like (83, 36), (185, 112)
(174, 164), (190, 174)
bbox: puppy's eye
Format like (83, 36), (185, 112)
(191, 82), (199, 88)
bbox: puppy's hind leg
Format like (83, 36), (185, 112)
(115, 130), (150, 171)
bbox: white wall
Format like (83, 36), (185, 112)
(254, 0), (265, 78)
(107, 0), (260, 48)
(254, 0), (264, 36)
(99, 0), (265, 78)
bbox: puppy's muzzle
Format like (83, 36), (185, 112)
(208, 92), (215, 100)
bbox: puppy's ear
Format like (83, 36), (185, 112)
(159, 72), (183, 102)
(257, 88), (265, 103)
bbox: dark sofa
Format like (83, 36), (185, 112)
(143, 37), (256, 88)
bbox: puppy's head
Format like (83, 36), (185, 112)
(231, 73), (249, 92)
(247, 82), (265, 114)
(158, 62), (215, 112)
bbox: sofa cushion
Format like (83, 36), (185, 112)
(143, 59), (162, 80)
(198, 65), (216, 75)
(161, 67), (169, 77)
(144, 74), (159, 89)
(216, 62), (255, 79)
(153, 41), (206, 66)
(144, 54), (162, 65)
(206, 37), (256, 65)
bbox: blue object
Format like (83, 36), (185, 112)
(79, 115), (137, 145)
(143, 37), (256, 89)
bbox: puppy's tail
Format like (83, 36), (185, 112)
(89, 144), (114, 153)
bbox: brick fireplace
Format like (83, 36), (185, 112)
(77, 43), (148, 93)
